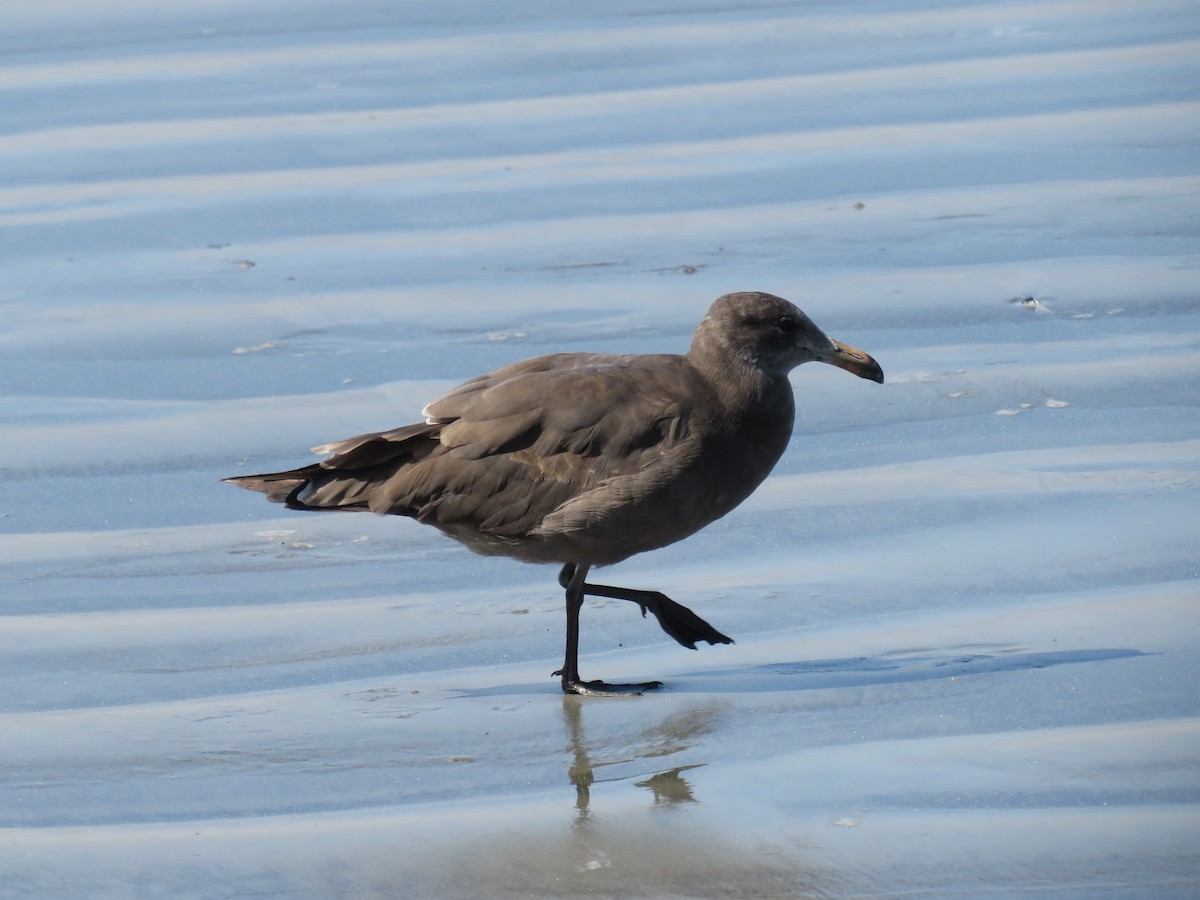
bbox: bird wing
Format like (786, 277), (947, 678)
(227, 353), (713, 546)
(377, 353), (710, 536)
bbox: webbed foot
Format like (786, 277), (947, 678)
(556, 674), (663, 697)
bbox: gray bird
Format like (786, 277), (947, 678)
(225, 291), (884, 695)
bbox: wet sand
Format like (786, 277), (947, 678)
(2, 1), (1199, 896)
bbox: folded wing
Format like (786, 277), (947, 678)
(224, 353), (709, 550)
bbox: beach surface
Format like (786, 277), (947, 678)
(2, 1), (1198, 896)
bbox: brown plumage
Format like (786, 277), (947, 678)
(225, 291), (884, 694)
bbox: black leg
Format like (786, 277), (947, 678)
(558, 563), (733, 649)
(553, 563), (664, 696)
(557, 563), (586, 688)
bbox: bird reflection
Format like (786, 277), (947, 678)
(564, 697), (595, 815)
(546, 697), (835, 893)
(634, 765), (703, 805)
(561, 696), (719, 820)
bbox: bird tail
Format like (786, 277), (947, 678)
(223, 422), (441, 512)
(223, 466), (340, 509)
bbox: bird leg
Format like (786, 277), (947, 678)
(552, 563), (735, 695)
(554, 563), (664, 696)
(558, 564), (734, 650)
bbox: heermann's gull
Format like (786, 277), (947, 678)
(225, 291), (883, 695)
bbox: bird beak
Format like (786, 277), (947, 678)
(819, 338), (885, 384)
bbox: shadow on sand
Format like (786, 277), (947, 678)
(455, 645), (1147, 697)
(673, 645), (1148, 692)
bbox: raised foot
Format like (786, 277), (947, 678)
(640, 593), (734, 649)
(559, 677), (663, 697)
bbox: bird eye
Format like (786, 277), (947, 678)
(774, 316), (799, 334)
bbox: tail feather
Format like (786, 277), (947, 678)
(222, 422), (441, 511)
(223, 466), (323, 505)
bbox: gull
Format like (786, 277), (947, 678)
(226, 291), (884, 695)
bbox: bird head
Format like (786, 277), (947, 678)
(692, 291), (884, 384)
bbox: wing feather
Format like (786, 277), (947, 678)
(227, 351), (715, 559)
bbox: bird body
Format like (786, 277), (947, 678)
(226, 292), (883, 693)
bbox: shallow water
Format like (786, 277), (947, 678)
(2, 1), (1198, 897)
